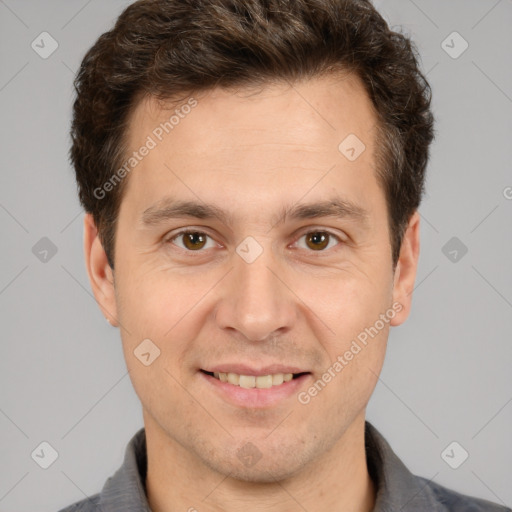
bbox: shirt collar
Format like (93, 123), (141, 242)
(365, 422), (442, 511)
(98, 421), (441, 512)
(99, 426), (152, 511)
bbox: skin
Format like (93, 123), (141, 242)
(84, 72), (420, 512)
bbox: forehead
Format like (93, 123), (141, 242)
(128, 72), (375, 151)
(120, 73), (382, 225)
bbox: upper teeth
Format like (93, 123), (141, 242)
(213, 372), (294, 389)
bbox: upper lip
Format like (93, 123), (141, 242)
(202, 364), (309, 376)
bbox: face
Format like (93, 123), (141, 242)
(85, 73), (419, 482)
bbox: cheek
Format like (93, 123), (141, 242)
(295, 265), (392, 407)
(299, 265), (393, 336)
(116, 280), (192, 418)
(306, 320), (389, 421)
(114, 270), (204, 372)
(115, 264), (184, 332)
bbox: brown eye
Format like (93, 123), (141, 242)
(295, 231), (341, 252)
(182, 232), (207, 250)
(305, 232), (329, 250)
(169, 231), (215, 251)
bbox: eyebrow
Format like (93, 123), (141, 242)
(140, 196), (369, 228)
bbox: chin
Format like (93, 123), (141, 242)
(215, 460), (302, 484)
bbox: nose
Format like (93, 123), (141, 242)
(214, 246), (296, 342)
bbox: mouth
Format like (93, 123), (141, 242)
(200, 369), (310, 389)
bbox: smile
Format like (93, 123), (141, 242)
(201, 370), (309, 389)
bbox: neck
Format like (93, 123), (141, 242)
(144, 411), (376, 512)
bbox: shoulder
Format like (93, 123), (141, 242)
(55, 427), (149, 512)
(364, 421), (510, 512)
(56, 493), (101, 512)
(418, 476), (511, 512)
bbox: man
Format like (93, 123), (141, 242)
(60, 0), (510, 510)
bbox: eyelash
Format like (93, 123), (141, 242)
(165, 228), (344, 254)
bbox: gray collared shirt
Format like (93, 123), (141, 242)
(58, 421), (510, 511)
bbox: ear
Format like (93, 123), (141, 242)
(390, 210), (420, 326)
(83, 213), (119, 327)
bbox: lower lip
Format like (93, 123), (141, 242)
(199, 371), (311, 408)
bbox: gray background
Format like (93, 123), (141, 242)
(1, 0), (511, 510)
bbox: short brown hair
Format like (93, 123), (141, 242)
(71, 0), (434, 269)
